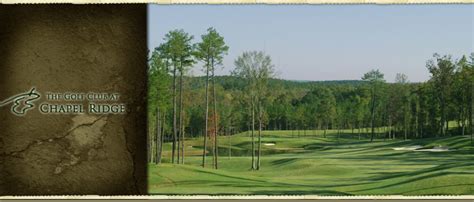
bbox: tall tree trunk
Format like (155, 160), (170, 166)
(212, 67), (218, 169)
(181, 117), (185, 164)
(290, 122), (293, 137)
(420, 120), (423, 139)
(176, 73), (181, 164)
(415, 103), (419, 139)
(147, 123), (152, 163)
(177, 72), (182, 163)
(387, 118), (391, 140)
(202, 64), (210, 167)
(471, 85), (473, 144)
(257, 105), (262, 170)
(228, 127), (232, 159)
(370, 86), (376, 142)
(172, 66), (177, 164)
(351, 123), (354, 135)
(324, 121), (327, 138)
(158, 110), (165, 164)
(404, 106), (408, 140)
(156, 107), (161, 164)
(461, 105), (466, 137)
(177, 128), (180, 163)
(393, 127), (396, 139)
(179, 70), (185, 164)
(358, 122), (361, 140)
(404, 121), (407, 140)
(441, 97), (446, 136)
(148, 120), (152, 163)
(247, 122), (250, 137)
(251, 103), (256, 170)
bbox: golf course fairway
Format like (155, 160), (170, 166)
(149, 131), (474, 195)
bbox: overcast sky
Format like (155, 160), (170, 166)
(148, 5), (473, 82)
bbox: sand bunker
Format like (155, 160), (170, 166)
(392, 145), (423, 151)
(264, 143), (275, 146)
(393, 145), (451, 152)
(415, 146), (450, 152)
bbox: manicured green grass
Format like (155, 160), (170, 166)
(149, 131), (474, 195)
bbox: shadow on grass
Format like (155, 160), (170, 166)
(270, 157), (299, 166)
(349, 161), (474, 193)
(353, 171), (473, 193)
(365, 162), (474, 181)
(397, 183), (474, 195)
(337, 149), (474, 164)
(182, 166), (365, 190)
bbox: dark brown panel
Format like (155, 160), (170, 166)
(0, 5), (147, 195)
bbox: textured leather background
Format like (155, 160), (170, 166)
(0, 5), (148, 195)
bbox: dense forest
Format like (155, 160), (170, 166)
(147, 28), (474, 169)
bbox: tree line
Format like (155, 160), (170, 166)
(148, 28), (474, 170)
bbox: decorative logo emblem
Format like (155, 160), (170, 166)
(0, 87), (41, 116)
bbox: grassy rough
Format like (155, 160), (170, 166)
(149, 131), (474, 195)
